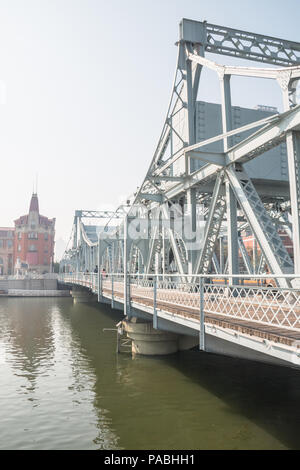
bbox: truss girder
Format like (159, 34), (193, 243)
(162, 105), (300, 202)
(286, 131), (300, 273)
(226, 167), (293, 282)
(238, 236), (254, 275)
(212, 253), (220, 274)
(270, 210), (293, 240)
(188, 52), (300, 81)
(79, 222), (98, 248)
(226, 106), (300, 165)
(204, 22), (300, 66)
(175, 235), (188, 270)
(161, 205), (186, 275)
(194, 173), (226, 275)
(145, 225), (159, 274)
(155, 113), (277, 178)
(75, 210), (125, 219)
(61, 20), (300, 283)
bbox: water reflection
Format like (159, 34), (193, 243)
(0, 298), (55, 394)
(66, 302), (300, 450)
(0, 297), (300, 449)
(0, 298), (120, 449)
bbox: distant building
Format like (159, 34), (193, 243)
(14, 193), (55, 274)
(254, 104), (278, 113)
(0, 228), (15, 275)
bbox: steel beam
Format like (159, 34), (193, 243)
(220, 74), (239, 283)
(281, 81), (300, 274)
(194, 173), (226, 275)
(226, 167), (293, 287)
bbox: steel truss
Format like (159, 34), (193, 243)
(61, 19), (300, 288)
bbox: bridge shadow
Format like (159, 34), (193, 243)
(66, 300), (300, 449)
(159, 348), (300, 449)
(100, 302), (300, 449)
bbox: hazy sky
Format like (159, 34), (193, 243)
(0, 0), (299, 259)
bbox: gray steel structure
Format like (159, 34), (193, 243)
(61, 19), (300, 289)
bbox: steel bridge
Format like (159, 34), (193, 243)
(60, 19), (300, 368)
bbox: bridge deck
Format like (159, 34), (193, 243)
(101, 281), (300, 348)
(63, 276), (300, 349)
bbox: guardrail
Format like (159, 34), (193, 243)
(59, 272), (300, 334)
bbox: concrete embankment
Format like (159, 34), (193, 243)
(2, 290), (71, 297)
(0, 278), (71, 297)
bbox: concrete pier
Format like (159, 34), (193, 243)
(122, 317), (198, 355)
(71, 286), (96, 304)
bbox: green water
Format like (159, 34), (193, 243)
(0, 297), (299, 450)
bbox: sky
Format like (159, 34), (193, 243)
(0, 0), (299, 260)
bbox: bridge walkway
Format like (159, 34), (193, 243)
(64, 275), (300, 350)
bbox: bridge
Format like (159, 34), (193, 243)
(60, 19), (300, 368)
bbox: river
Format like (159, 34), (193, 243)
(0, 297), (299, 450)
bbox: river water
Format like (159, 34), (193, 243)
(0, 297), (300, 450)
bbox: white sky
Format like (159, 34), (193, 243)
(0, 0), (299, 260)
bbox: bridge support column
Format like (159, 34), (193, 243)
(71, 286), (96, 304)
(220, 75), (239, 284)
(121, 317), (198, 355)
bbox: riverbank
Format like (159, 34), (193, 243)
(0, 289), (71, 297)
(0, 276), (71, 297)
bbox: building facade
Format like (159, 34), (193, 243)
(14, 193), (55, 274)
(0, 228), (15, 275)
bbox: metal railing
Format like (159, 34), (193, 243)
(59, 272), (300, 333)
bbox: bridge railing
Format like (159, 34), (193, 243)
(60, 273), (300, 332)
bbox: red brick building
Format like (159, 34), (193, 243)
(0, 228), (15, 275)
(14, 193), (55, 274)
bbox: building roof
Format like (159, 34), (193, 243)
(14, 193), (55, 228)
(29, 193), (39, 213)
(14, 214), (55, 227)
(0, 228), (15, 237)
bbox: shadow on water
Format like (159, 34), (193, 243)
(164, 349), (300, 449)
(67, 300), (300, 450)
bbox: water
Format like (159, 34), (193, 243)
(0, 297), (300, 450)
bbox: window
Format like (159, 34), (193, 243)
(44, 233), (48, 240)
(7, 240), (13, 248)
(18, 232), (22, 239)
(29, 244), (37, 252)
(28, 232), (38, 239)
(44, 248), (48, 253)
(18, 244), (21, 252)
(0, 240), (3, 248)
